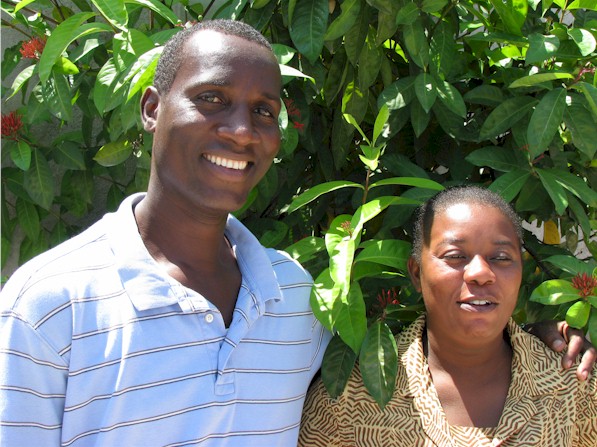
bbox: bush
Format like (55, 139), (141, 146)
(2, 0), (596, 406)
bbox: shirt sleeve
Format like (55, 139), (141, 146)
(298, 376), (342, 447)
(0, 311), (67, 447)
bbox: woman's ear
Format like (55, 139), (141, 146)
(141, 86), (160, 133)
(407, 257), (422, 293)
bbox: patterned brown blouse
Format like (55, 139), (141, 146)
(299, 316), (597, 447)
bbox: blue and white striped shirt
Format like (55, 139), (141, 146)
(0, 193), (330, 447)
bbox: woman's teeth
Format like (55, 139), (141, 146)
(205, 155), (248, 170)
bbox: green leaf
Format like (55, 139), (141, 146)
(93, 140), (132, 167)
(573, 82), (597, 122)
(411, 100), (430, 137)
(23, 150), (55, 210)
(479, 96), (537, 141)
(564, 94), (597, 160)
(53, 56), (79, 75)
(526, 87), (567, 158)
(16, 198), (40, 242)
(538, 167), (597, 208)
(125, 0), (180, 24)
(311, 268), (342, 332)
(414, 72), (436, 114)
(359, 321), (398, 409)
(566, 300), (591, 329)
(436, 81), (466, 118)
(568, 28), (596, 56)
(335, 283), (368, 353)
(509, 72), (574, 88)
(422, 0), (448, 13)
(355, 239), (411, 271)
(91, 0), (128, 31)
(463, 85), (504, 107)
(369, 177), (443, 191)
(465, 146), (522, 172)
(372, 104), (389, 145)
(536, 168), (568, 215)
(588, 311), (597, 350)
(567, 0), (597, 8)
(8, 65), (36, 100)
(395, 2), (419, 25)
(10, 140), (32, 171)
(488, 169), (531, 202)
(324, 0), (360, 41)
(525, 33), (559, 65)
(39, 12), (97, 84)
(403, 18), (429, 69)
(489, 0), (527, 36)
(358, 26), (383, 89)
(290, 0), (329, 64)
(377, 76), (416, 111)
(544, 255), (595, 276)
(53, 141), (86, 171)
(285, 236), (325, 264)
(351, 196), (421, 236)
(321, 335), (357, 398)
(530, 279), (581, 305)
(329, 238), (356, 297)
(287, 181), (364, 214)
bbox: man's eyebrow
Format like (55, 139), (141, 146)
(436, 237), (518, 248)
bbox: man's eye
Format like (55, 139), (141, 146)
(493, 255), (511, 261)
(255, 107), (274, 118)
(199, 94), (222, 104)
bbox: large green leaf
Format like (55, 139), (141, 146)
(91, 0), (127, 31)
(23, 150), (55, 210)
(324, 0), (360, 41)
(125, 0), (180, 24)
(351, 196), (420, 236)
(526, 87), (567, 158)
(8, 65), (36, 100)
(568, 28), (596, 56)
(369, 177), (443, 191)
(564, 94), (597, 159)
(10, 140), (32, 171)
(287, 181), (363, 214)
(488, 169), (531, 202)
(359, 321), (398, 409)
(329, 238), (356, 296)
(573, 82), (597, 121)
(489, 0), (527, 36)
(525, 33), (559, 64)
(530, 279), (581, 305)
(377, 76), (416, 110)
(465, 146), (522, 172)
(463, 85), (504, 106)
(414, 72), (436, 113)
(544, 255), (595, 276)
(566, 300), (591, 328)
(436, 80), (466, 118)
(509, 72), (573, 88)
(479, 96), (537, 141)
(285, 236), (326, 264)
(358, 26), (383, 89)
(39, 12), (96, 84)
(290, 0), (328, 64)
(538, 167), (597, 208)
(355, 239), (411, 271)
(321, 335), (358, 398)
(403, 18), (429, 69)
(536, 168), (568, 215)
(589, 311), (597, 353)
(93, 140), (132, 167)
(335, 284), (368, 353)
(410, 100), (430, 137)
(15, 198), (40, 241)
(395, 2), (419, 25)
(311, 268), (343, 332)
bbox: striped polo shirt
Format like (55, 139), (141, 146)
(0, 193), (330, 447)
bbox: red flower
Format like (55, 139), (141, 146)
(19, 37), (46, 60)
(376, 288), (400, 309)
(1, 111), (23, 141)
(283, 98), (302, 118)
(292, 121), (305, 131)
(571, 272), (597, 298)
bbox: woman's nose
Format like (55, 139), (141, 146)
(463, 255), (496, 285)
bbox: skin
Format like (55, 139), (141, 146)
(408, 202), (523, 427)
(135, 30), (282, 326)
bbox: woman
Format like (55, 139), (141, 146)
(299, 186), (597, 446)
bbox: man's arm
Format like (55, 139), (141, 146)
(524, 320), (596, 381)
(0, 311), (67, 446)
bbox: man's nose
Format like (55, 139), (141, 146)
(463, 255), (496, 285)
(217, 106), (259, 146)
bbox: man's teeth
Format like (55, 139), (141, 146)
(205, 155), (247, 170)
(468, 300), (492, 305)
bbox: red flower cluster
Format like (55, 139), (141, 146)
(1, 111), (23, 140)
(284, 98), (304, 132)
(19, 37), (46, 60)
(571, 272), (597, 298)
(376, 288), (400, 309)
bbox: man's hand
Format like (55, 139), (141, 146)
(524, 320), (596, 381)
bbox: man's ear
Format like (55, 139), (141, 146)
(141, 86), (160, 133)
(407, 257), (422, 293)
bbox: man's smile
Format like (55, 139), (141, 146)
(204, 154), (249, 170)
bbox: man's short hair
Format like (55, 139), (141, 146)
(154, 19), (274, 95)
(411, 185), (523, 264)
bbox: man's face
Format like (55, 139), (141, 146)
(142, 30), (282, 216)
(408, 202), (523, 344)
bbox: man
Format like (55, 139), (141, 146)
(0, 20), (329, 446)
(0, 19), (593, 447)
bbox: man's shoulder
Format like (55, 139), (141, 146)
(264, 248), (313, 284)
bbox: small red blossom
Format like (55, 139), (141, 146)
(292, 121), (305, 131)
(376, 288), (400, 309)
(1, 111), (23, 141)
(340, 220), (352, 236)
(283, 98), (302, 118)
(571, 273), (597, 298)
(19, 37), (46, 60)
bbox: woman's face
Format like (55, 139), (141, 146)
(408, 202), (523, 343)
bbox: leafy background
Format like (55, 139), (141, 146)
(2, 0), (596, 407)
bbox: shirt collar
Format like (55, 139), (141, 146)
(105, 193), (282, 312)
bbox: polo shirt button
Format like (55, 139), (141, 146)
(205, 313), (214, 323)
